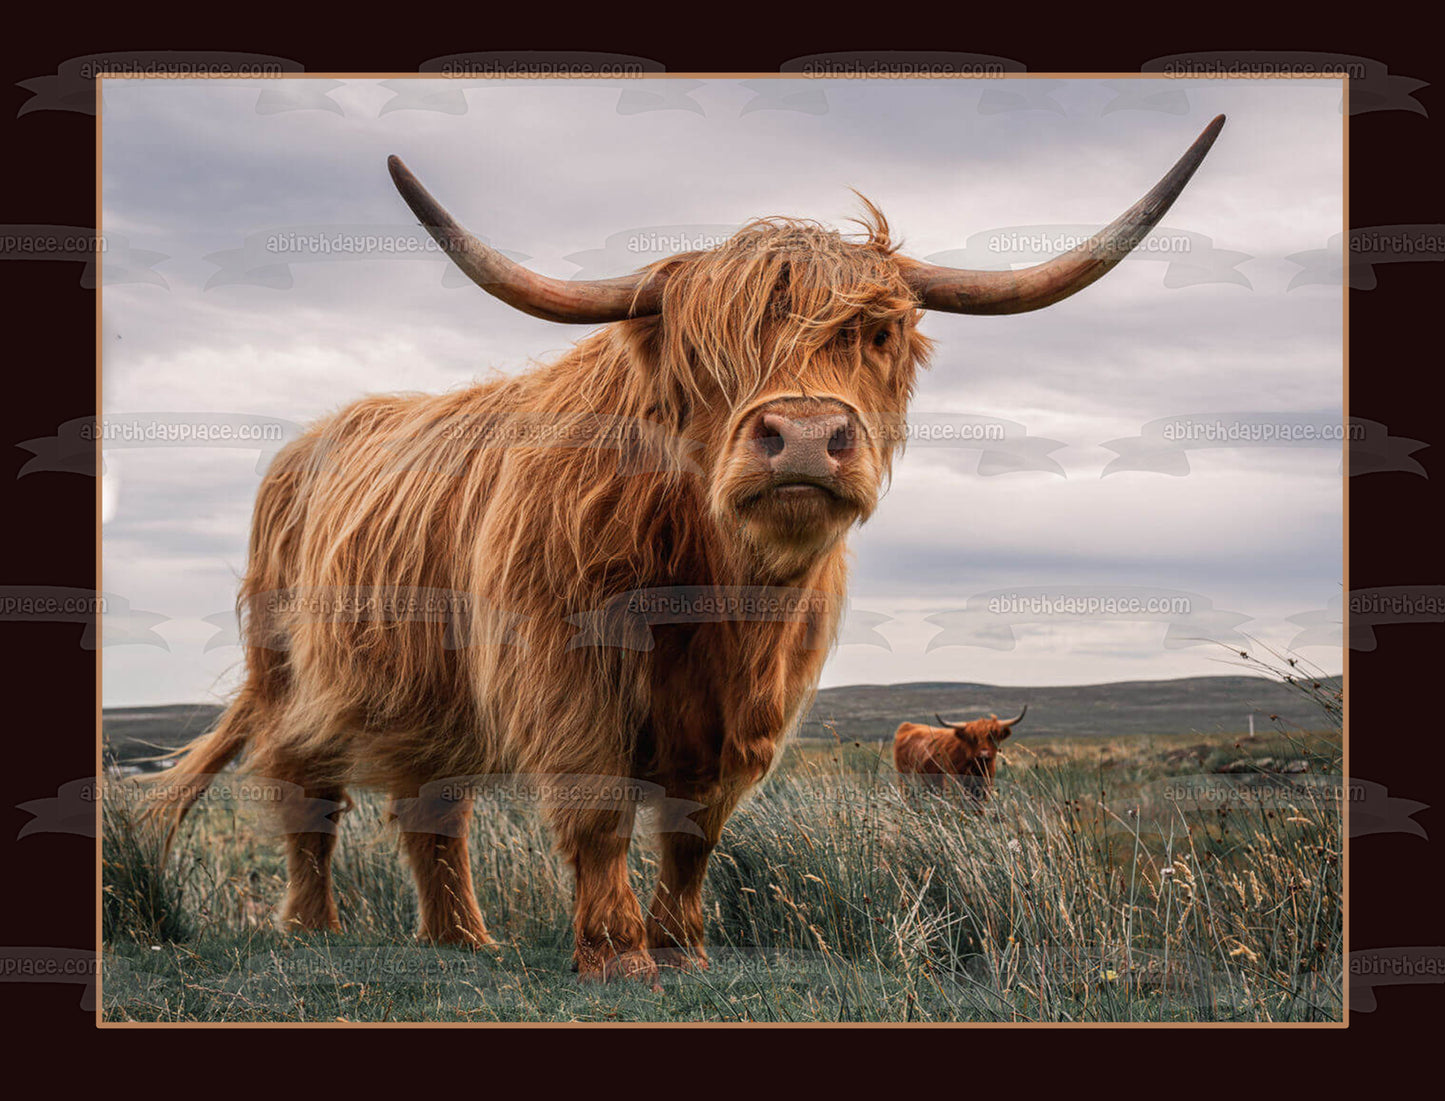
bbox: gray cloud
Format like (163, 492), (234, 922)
(98, 78), (1343, 704)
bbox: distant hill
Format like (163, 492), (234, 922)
(101, 674), (1340, 767)
(800, 675), (1341, 741)
(102, 703), (224, 767)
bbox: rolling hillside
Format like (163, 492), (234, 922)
(799, 675), (1340, 741)
(101, 673), (1340, 767)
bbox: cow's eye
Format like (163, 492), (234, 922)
(872, 327), (891, 348)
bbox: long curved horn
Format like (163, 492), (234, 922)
(935, 713), (963, 730)
(388, 156), (665, 324)
(904, 115), (1226, 315)
(1001, 704), (1028, 727)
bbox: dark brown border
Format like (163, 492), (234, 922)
(1, 22), (1439, 1060)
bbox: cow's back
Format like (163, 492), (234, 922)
(240, 384), (524, 762)
(894, 722), (945, 774)
(236, 363), (685, 781)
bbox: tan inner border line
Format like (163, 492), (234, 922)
(94, 72), (1349, 1028)
(1340, 76), (1350, 1030)
(93, 72), (1354, 80)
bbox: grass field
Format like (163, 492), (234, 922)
(102, 673), (1343, 1023)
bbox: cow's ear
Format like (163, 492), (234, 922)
(614, 314), (689, 430)
(996, 725), (1013, 743)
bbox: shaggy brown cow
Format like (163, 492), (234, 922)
(893, 706), (1027, 797)
(148, 117), (1224, 982)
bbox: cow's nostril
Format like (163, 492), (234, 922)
(826, 424), (856, 457)
(752, 420), (786, 458)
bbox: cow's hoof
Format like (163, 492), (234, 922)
(418, 925), (498, 951)
(651, 946), (709, 972)
(275, 912), (342, 936)
(576, 945), (659, 988)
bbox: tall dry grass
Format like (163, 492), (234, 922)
(103, 724), (1341, 1021)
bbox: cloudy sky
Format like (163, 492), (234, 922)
(98, 76), (1345, 707)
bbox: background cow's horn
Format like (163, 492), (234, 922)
(903, 115), (1226, 315)
(1002, 704), (1028, 727)
(388, 156), (665, 324)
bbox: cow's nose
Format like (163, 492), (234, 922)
(748, 409), (860, 477)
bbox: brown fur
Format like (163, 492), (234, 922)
(146, 205), (936, 980)
(893, 715), (1016, 798)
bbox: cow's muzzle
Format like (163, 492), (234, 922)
(742, 398), (863, 492)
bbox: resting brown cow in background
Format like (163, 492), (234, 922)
(893, 706), (1027, 797)
(147, 118), (1223, 982)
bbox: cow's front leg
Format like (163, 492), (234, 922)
(390, 786), (493, 948)
(554, 799), (655, 984)
(645, 784), (742, 971)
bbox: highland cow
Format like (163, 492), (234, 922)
(893, 706), (1028, 798)
(148, 117), (1224, 982)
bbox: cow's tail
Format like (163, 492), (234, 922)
(138, 701), (254, 859)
